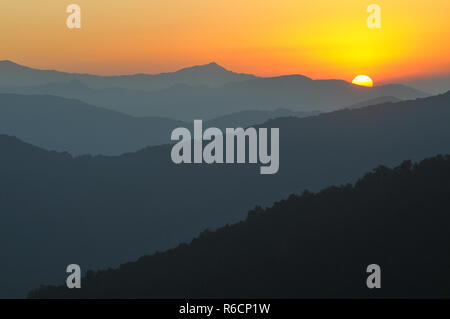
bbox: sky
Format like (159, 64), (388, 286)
(0, 0), (449, 84)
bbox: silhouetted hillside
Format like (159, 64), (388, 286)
(205, 108), (319, 130)
(29, 155), (450, 298)
(0, 60), (256, 90)
(0, 94), (186, 155)
(2, 92), (450, 298)
(401, 74), (450, 95)
(0, 94), (318, 155)
(347, 96), (401, 109)
(0, 62), (428, 120)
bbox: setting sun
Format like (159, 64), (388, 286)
(352, 75), (374, 87)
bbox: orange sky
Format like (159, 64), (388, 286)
(0, 0), (449, 83)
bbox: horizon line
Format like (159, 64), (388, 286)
(1, 59), (448, 87)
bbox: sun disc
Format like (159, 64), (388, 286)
(352, 75), (373, 87)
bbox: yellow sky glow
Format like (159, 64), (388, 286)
(0, 0), (449, 82)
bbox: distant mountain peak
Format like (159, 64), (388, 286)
(0, 60), (29, 70)
(276, 74), (312, 81)
(152, 62), (258, 88)
(206, 61), (229, 70)
(174, 62), (230, 75)
(0, 60), (16, 65)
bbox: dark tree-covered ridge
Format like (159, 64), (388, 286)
(30, 155), (450, 298)
(3, 91), (450, 298)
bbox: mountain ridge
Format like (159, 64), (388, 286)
(1, 91), (450, 298)
(0, 93), (320, 155)
(0, 60), (257, 90)
(28, 154), (450, 298)
(0, 66), (429, 120)
(0, 93), (185, 155)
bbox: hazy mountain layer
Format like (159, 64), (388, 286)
(347, 96), (401, 109)
(0, 94), (185, 155)
(0, 61), (256, 91)
(1, 92), (450, 298)
(205, 109), (320, 130)
(0, 62), (428, 120)
(29, 155), (450, 298)
(0, 94), (317, 155)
